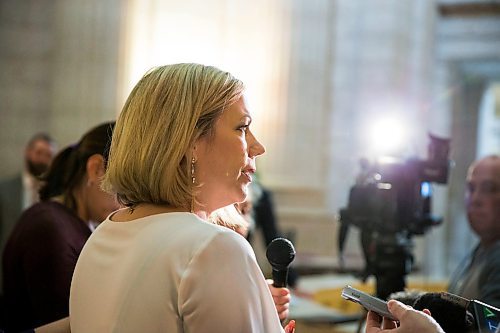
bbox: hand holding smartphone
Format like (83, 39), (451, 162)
(341, 285), (398, 321)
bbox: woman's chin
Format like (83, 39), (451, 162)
(239, 187), (250, 201)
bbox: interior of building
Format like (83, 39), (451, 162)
(1, 0), (500, 332)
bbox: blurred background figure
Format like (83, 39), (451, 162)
(338, 157), (374, 271)
(0, 133), (57, 325)
(355, 158), (373, 186)
(22, 133), (58, 199)
(2, 122), (119, 332)
(0, 133), (57, 250)
(448, 155), (500, 308)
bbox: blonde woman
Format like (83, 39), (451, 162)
(70, 64), (294, 332)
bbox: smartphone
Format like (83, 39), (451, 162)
(341, 285), (397, 321)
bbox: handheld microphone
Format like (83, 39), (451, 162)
(266, 237), (296, 288)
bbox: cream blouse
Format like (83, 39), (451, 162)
(70, 212), (284, 333)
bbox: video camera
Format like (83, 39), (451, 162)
(339, 133), (451, 235)
(337, 133), (452, 299)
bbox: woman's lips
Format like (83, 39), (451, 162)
(241, 169), (255, 182)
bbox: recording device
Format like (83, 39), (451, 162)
(341, 285), (397, 321)
(340, 133), (451, 235)
(392, 291), (498, 333)
(343, 287), (499, 333)
(438, 293), (500, 333)
(338, 133), (452, 299)
(266, 237), (296, 288)
(470, 300), (500, 333)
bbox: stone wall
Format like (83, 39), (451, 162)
(0, 0), (123, 177)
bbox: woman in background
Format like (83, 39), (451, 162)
(3, 122), (119, 331)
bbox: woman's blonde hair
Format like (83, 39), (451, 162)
(103, 63), (244, 211)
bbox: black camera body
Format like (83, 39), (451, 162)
(338, 134), (451, 299)
(340, 134), (451, 236)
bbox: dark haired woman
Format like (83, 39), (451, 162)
(2, 122), (119, 331)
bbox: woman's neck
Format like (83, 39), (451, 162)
(111, 203), (194, 222)
(51, 193), (88, 222)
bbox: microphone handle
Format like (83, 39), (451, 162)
(271, 268), (288, 288)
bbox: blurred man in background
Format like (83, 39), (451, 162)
(448, 155), (500, 308)
(21, 133), (58, 205)
(0, 133), (57, 245)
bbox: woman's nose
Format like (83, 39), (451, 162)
(248, 131), (265, 157)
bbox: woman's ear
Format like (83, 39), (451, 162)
(86, 154), (105, 184)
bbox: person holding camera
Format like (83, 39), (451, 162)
(448, 155), (500, 308)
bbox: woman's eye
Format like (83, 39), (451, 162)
(239, 125), (249, 133)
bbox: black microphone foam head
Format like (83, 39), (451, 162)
(266, 237), (296, 270)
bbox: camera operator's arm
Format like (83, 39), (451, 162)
(365, 300), (444, 333)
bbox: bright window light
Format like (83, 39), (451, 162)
(117, 0), (289, 142)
